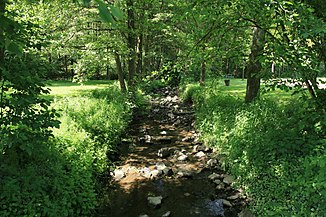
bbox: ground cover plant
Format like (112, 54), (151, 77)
(182, 79), (326, 216)
(0, 81), (134, 216)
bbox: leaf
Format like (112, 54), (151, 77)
(6, 41), (23, 56)
(109, 5), (125, 20)
(96, 0), (114, 26)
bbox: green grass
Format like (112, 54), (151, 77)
(45, 80), (115, 97)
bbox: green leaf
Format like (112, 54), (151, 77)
(6, 41), (23, 56)
(96, 0), (114, 25)
(109, 5), (125, 20)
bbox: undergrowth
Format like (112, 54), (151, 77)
(182, 82), (326, 216)
(0, 86), (134, 216)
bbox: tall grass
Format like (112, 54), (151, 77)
(182, 80), (326, 216)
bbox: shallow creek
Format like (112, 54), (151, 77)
(97, 87), (249, 217)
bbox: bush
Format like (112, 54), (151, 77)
(0, 87), (133, 216)
(187, 83), (326, 216)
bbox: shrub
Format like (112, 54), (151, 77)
(187, 82), (326, 216)
(1, 87), (133, 216)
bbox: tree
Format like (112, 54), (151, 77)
(245, 27), (265, 102)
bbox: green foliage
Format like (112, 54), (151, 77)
(187, 82), (326, 216)
(52, 87), (132, 173)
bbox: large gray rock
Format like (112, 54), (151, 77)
(147, 196), (163, 209)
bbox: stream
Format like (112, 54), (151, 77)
(97, 87), (249, 217)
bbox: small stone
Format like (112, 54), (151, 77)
(145, 135), (151, 143)
(222, 199), (232, 207)
(112, 169), (125, 181)
(156, 162), (167, 171)
(192, 145), (205, 153)
(162, 211), (171, 217)
(148, 196), (163, 209)
(176, 170), (193, 178)
(173, 120), (181, 126)
(216, 183), (225, 190)
(158, 148), (171, 158)
(207, 159), (218, 167)
(140, 167), (152, 179)
(184, 193), (191, 197)
(213, 179), (222, 185)
(162, 168), (174, 176)
(227, 194), (239, 200)
(150, 169), (162, 179)
(182, 136), (192, 142)
(160, 131), (167, 135)
(223, 175), (234, 185)
(195, 151), (206, 158)
(208, 173), (220, 181)
(177, 154), (188, 161)
(139, 215), (149, 217)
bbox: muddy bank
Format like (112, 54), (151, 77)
(97, 87), (250, 217)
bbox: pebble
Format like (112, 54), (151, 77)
(162, 211), (171, 217)
(147, 196), (163, 209)
(223, 175), (234, 185)
(195, 151), (206, 158)
(222, 199), (232, 207)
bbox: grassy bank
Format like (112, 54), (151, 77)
(1, 81), (135, 216)
(182, 79), (326, 216)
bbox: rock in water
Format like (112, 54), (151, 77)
(205, 199), (224, 217)
(155, 162), (167, 171)
(112, 169), (125, 181)
(162, 211), (171, 217)
(177, 154), (188, 161)
(158, 148), (171, 158)
(162, 168), (174, 177)
(223, 175), (234, 185)
(147, 196), (163, 209)
(222, 199), (232, 207)
(195, 151), (206, 158)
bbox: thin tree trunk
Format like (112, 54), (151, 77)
(0, 0), (5, 79)
(136, 34), (143, 76)
(114, 52), (127, 92)
(126, 0), (136, 87)
(245, 27), (265, 103)
(200, 60), (206, 86)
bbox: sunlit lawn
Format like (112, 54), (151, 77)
(45, 80), (116, 98)
(206, 78), (298, 103)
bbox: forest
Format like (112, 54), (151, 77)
(0, 0), (325, 216)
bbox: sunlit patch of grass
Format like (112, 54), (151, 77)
(44, 80), (117, 98)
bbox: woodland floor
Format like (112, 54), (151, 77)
(97, 87), (250, 217)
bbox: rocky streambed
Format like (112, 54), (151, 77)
(97, 87), (251, 217)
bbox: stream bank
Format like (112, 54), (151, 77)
(97, 87), (251, 217)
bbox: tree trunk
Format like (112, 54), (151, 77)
(200, 60), (206, 86)
(114, 52), (127, 92)
(126, 0), (136, 87)
(136, 34), (143, 76)
(245, 27), (265, 103)
(0, 0), (5, 78)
